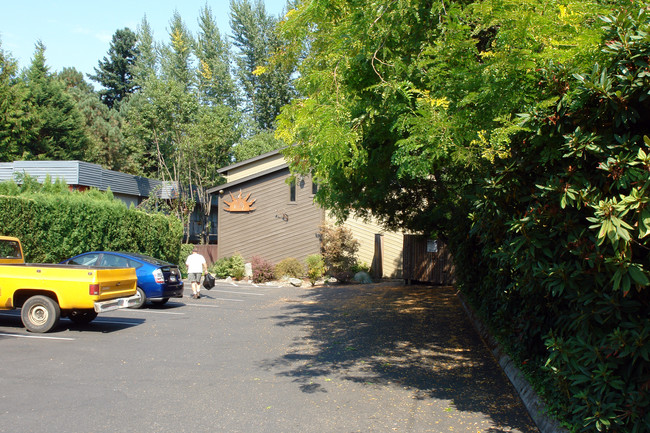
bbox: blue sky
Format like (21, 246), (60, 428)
(0, 0), (289, 78)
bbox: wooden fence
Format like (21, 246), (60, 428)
(402, 235), (455, 285)
(193, 245), (219, 268)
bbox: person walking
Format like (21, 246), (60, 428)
(185, 247), (207, 299)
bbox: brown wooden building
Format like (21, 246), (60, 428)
(207, 150), (407, 278)
(207, 151), (324, 264)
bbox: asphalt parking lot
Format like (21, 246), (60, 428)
(0, 282), (539, 433)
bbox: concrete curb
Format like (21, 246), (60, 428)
(457, 292), (569, 433)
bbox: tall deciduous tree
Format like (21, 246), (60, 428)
(230, 0), (294, 130)
(160, 11), (195, 91)
(133, 16), (159, 88)
(196, 5), (238, 108)
(89, 28), (139, 109)
(277, 0), (609, 234)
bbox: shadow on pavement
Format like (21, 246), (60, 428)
(267, 283), (538, 433)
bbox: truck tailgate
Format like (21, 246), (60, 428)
(93, 267), (138, 300)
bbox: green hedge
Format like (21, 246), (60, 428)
(0, 193), (183, 264)
(452, 9), (650, 432)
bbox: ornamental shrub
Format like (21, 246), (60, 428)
(305, 254), (325, 286)
(251, 255), (275, 283)
(274, 257), (305, 279)
(319, 223), (359, 282)
(210, 253), (245, 279)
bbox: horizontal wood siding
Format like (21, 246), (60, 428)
(218, 170), (324, 265)
(226, 153), (286, 182)
(383, 231), (404, 278)
(403, 235), (456, 285)
(339, 214), (404, 278)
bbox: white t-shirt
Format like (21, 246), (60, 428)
(185, 252), (206, 274)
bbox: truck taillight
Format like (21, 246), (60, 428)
(153, 269), (165, 284)
(89, 284), (100, 295)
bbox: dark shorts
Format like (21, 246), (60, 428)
(188, 273), (202, 283)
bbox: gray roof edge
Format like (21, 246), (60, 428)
(217, 148), (286, 174)
(208, 163), (288, 194)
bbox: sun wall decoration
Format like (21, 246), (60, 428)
(223, 190), (256, 212)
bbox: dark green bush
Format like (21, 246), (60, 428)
(452, 9), (650, 432)
(351, 261), (370, 274)
(210, 253), (245, 279)
(0, 184), (183, 264)
(178, 244), (196, 277)
(274, 257), (305, 279)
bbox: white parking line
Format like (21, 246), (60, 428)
(0, 332), (75, 341)
(116, 309), (185, 315)
(210, 289), (265, 296)
(184, 303), (220, 308)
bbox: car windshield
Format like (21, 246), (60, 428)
(119, 252), (173, 267)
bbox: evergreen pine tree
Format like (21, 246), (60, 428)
(22, 41), (89, 160)
(89, 28), (139, 109)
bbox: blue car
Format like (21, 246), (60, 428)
(61, 251), (184, 308)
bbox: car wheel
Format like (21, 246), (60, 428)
(129, 287), (146, 309)
(21, 295), (60, 333)
(150, 298), (169, 306)
(68, 309), (98, 325)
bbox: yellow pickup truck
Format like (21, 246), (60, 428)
(0, 236), (139, 333)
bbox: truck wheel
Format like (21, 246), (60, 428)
(129, 287), (146, 309)
(21, 295), (60, 333)
(68, 309), (98, 325)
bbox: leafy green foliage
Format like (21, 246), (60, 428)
(274, 257), (305, 279)
(230, 0), (295, 130)
(452, 8), (650, 432)
(277, 0), (609, 232)
(233, 130), (285, 162)
(177, 243), (196, 277)
(210, 253), (245, 279)
(305, 254), (326, 286)
(196, 5), (238, 108)
(278, 1), (649, 431)
(20, 41), (89, 161)
(0, 40), (27, 162)
(0, 177), (183, 264)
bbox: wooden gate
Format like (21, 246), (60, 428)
(402, 235), (455, 285)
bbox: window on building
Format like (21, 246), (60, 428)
(312, 180), (318, 195)
(289, 179), (296, 202)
